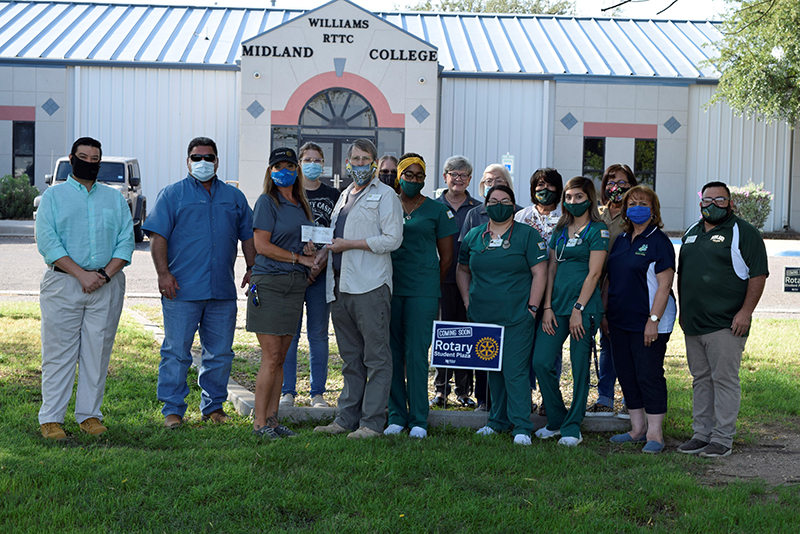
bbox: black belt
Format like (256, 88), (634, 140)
(53, 266), (67, 273)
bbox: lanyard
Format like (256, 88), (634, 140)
(555, 221), (591, 262)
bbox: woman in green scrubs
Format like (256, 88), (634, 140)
(532, 176), (608, 446)
(385, 153), (458, 438)
(456, 185), (548, 445)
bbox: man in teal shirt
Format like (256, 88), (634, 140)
(36, 137), (134, 440)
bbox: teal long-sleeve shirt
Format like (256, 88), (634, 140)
(35, 176), (135, 269)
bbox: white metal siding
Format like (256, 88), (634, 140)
(687, 85), (791, 231)
(438, 78), (554, 203)
(72, 66), (240, 203)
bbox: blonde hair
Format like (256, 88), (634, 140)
(555, 176), (602, 231)
(479, 164), (513, 197)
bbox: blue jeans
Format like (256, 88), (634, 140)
(596, 330), (617, 407)
(282, 274), (329, 397)
(158, 298), (237, 417)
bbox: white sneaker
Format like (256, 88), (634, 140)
(311, 394), (328, 408)
(514, 434), (532, 446)
(476, 426), (495, 436)
(558, 434), (583, 447)
(409, 426), (427, 439)
(534, 426), (561, 439)
(384, 424), (404, 435)
(279, 393), (295, 407)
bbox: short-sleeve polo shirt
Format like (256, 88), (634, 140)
(678, 214), (769, 336)
(607, 226), (676, 333)
(392, 197), (459, 297)
(252, 192), (313, 276)
(548, 221), (609, 316)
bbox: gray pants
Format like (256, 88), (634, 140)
(332, 283), (392, 433)
(685, 329), (748, 448)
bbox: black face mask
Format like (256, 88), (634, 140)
(70, 155), (100, 181)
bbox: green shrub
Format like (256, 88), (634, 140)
(0, 174), (39, 220)
(730, 180), (773, 231)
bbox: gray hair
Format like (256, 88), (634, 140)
(347, 138), (377, 161)
(443, 155), (473, 176)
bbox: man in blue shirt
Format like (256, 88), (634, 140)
(36, 137), (135, 440)
(143, 137), (255, 429)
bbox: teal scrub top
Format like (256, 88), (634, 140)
(548, 221), (609, 316)
(392, 197), (458, 297)
(459, 222), (548, 327)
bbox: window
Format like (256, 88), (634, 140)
(582, 137), (605, 187)
(634, 139), (657, 189)
(13, 122), (35, 185)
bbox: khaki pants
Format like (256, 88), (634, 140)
(38, 268), (126, 425)
(685, 329), (748, 448)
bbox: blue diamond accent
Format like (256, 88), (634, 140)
(664, 116), (681, 134)
(334, 58), (346, 77)
(560, 112), (577, 130)
(411, 105), (430, 124)
(41, 98), (60, 116)
(247, 100), (265, 119)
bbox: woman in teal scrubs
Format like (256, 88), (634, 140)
(386, 153), (458, 438)
(531, 176), (608, 446)
(457, 185), (548, 445)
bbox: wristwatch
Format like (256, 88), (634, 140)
(96, 268), (111, 284)
(528, 304), (538, 313)
(649, 314), (660, 323)
(573, 302), (585, 312)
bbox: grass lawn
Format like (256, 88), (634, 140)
(1, 302), (799, 533)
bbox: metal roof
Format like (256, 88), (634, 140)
(0, 1), (723, 79)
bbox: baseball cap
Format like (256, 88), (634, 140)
(269, 147), (298, 166)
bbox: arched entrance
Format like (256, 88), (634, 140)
(271, 87), (404, 190)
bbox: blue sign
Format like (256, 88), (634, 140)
(430, 321), (504, 372)
(785, 267), (800, 293)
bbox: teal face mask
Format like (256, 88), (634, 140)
(486, 203), (514, 223)
(535, 189), (558, 206)
(701, 204), (730, 224)
(400, 179), (424, 198)
(564, 200), (591, 217)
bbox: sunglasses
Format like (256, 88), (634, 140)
(189, 154), (217, 163)
(249, 283), (260, 307)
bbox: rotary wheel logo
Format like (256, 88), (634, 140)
(475, 337), (499, 361)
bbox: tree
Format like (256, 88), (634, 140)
(705, 0), (800, 126)
(407, 0), (574, 15)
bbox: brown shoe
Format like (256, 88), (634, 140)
(41, 422), (66, 440)
(79, 417), (107, 435)
(164, 414), (183, 429)
(201, 409), (229, 423)
(347, 426), (381, 439)
(313, 421), (348, 434)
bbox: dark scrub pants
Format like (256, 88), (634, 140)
(487, 315), (536, 435)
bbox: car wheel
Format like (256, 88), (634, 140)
(134, 207), (145, 243)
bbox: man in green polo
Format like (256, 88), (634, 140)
(677, 181), (769, 458)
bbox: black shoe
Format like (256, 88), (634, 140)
(457, 396), (476, 408)
(678, 438), (710, 454)
(699, 442), (731, 458)
(429, 395), (445, 408)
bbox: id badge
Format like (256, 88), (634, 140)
(489, 238), (503, 248)
(566, 238), (578, 247)
(685, 235), (697, 244)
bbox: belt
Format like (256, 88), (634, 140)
(50, 265), (67, 273)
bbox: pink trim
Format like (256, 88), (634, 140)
(0, 106), (36, 121)
(583, 122), (657, 139)
(271, 72), (405, 128)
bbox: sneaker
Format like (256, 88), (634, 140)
(677, 438), (710, 454)
(201, 409), (229, 423)
(164, 414), (183, 429)
(616, 405), (630, 420)
(535, 426), (560, 439)
(476, 426), (495, 436)
(79, 417), (107, 435)
(314, 421), (348, 434)
(311, 394), (328, 408)
(457, 396), (476, 408)
(273, 424), (298, 438)
(409, 426), (427, 439)
(253, 425), (280, 440)
(279, 393), (295, 407)
(474, 403), (488, 412)
(347, 426), (381, 439)
(558, 434), (583, 447)
(384, 424), (404, 435)
(585, 403), (615, 417)
(699, 442), (732, 458)
(41, 422), (66, 441)
(514, 434), (532, 446)
(429, 395), (445, 408)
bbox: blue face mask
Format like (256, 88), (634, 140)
(302, 162), (323, 181)
(272, 167), (297, 187)
(627, 205), (652, 225)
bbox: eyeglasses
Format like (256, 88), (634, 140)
(447, 172), (470, 180)
(486, 199), (513, 206)
(701, 196), (730, 207)
(379, 170), (396, 176)
(301, 158), (323, 164)
(607, 180), (629, 187)
(484, 178), (507, 186)
(350, 156), (373, 164)
(190, 154), (216, 163)
(401, 170), (425, 182)
(249, 283), (260, 307)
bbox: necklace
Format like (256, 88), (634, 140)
(571, 222), (589, 238)
(403, 195), (424, 220)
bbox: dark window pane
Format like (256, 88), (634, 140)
(14, 156), (34, 182)
(271, 127), (299, 151)
(583, 137), (605, 187)
(634, 139), (657, 189)
(13, 122), (34, 156)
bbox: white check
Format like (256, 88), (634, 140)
(301, 225), (334, 244)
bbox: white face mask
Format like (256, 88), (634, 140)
(191, 160), (215, 182)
